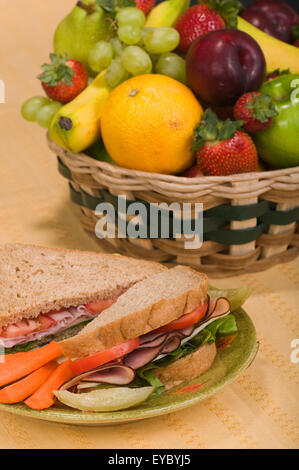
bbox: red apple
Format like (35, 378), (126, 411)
(186, 29), (266, 107)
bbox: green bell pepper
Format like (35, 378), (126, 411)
(254, 74), (299, 168)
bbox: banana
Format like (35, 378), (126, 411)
(145, 0), (190, 27)
(49, 71), (110, 153)
(238, 17), (299, 74)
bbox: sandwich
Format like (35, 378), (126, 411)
(0, 244), (166, 354)
(58, 265), (233, 396)
(0, 247), (250, 411)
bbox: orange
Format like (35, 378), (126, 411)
(100, 74), (204, 174)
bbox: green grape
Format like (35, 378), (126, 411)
(35, 101), (62, 129)
(110, 37), (124, 57)
(155, 53), (187, 84)
(116, 7), (146, 28)
(144, 27), (180, 54)
(88, 41), (113, 73)
(105, 59), (129, 89)
(118, 25), (142, 46)
(121, 46), (152, 76)
(21, 96), (50, 122)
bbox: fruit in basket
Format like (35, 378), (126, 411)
(100, 74), (203, 174)
(192, 109), (258, 176)
(49, 71), (109, 153)
(88, 41), (114, 73)
(136, 0), (156, 15)
(35, 101), (62, 129)
(103, 25), (183, 89)
(85, 140), (115, 164)
(265, 68), (290, 82)
(181, 165), (204, 177)
(116, 7), (146, 28)
(237, 17), (299, 74)
(175, 2), (239, 54)
(21, 96), (62, 128)
(233, 92), (278, 133)
(106, 58), (130, 89)
(143, 27), (180, 53)
(21, 96), (51, 122)
(121, 46), (152, 75)
(145, 0), (190, 27)
(155, 52), (186, 83)
(186, 29), (266, 106)
(240, 0), (299, 44)
(253, 74), (299, 168)
(54, 0), (112, 74)
(38, 54), (88, 104)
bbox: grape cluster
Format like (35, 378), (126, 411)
(87, 7), (186, 89)
(21, 96), (62, 127)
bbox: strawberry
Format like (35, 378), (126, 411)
(135, 0), (155, 15)
(181, 165), (204, 177)
(265, 68), (290, 82)
(175, 1), (242, 54)
(234, 92), (278, 133)
(38, 53), (88, 104)
(192, 109), (258, 176)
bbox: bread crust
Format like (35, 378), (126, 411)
(0, 243), (166, 327)
(154, 342), (216, 389)
(60, 266), (208, 358)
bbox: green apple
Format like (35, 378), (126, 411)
(254, 74), (299, 168)
(54, 0), (112, 75)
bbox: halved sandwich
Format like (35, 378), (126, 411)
(0, 244), (166, 353)
(59, 266), (234, 394)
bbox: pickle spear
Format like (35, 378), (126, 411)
(208, 285), (252, 312)
(55, 386), (155, 412)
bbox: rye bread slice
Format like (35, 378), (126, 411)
(60, 266), (208, 358)
(0, 243), (166, 327)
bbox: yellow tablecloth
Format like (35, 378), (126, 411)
(0, 0), (298, 449)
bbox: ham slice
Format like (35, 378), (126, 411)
(60, 364), (136, 390)
(1, 305), (95, 348)
(60, 296), (231, 391)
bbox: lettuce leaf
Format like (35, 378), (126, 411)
(137, 314), (237, 389)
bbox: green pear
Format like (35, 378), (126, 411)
(54, 0), (112, 74)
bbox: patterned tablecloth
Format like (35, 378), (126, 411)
(0, 0), (298, 449)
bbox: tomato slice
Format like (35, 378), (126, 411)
(37, 315), (56, 331)
(152, 301), (209, 335)
(71, 337), (140, 376)
(0, 319), (39, 338)
(85, 298), (118, 314)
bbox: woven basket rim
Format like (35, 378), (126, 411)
(47, 135), (299, 185)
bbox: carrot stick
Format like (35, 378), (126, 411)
(0, 352), (27, 365)
(0, 361), (58, 403)
(0, 341), (63, 387)
(25, 360), (73, 410)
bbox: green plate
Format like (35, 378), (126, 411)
(0, 309), (257, 426)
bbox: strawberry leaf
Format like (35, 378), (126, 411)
(192, 108), (243, 151)
(207, 0), (242, 28)
(38, 54), (75, 88)
(245, 93), (278, 123)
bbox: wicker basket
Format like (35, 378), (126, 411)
(48, 136), (299, 277)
